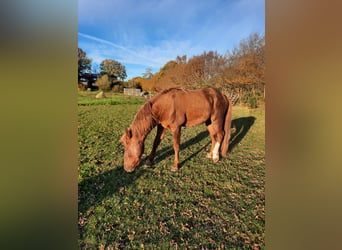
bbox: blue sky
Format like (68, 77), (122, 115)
(78, 0), (264, 79)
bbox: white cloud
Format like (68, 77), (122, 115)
(78, 32), (161, 65)
(78, 0), (265, 78)
(78, 32), (207, 78)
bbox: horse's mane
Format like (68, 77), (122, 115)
(130, 88), (187, 138)
(131, 101), (156, 138)
(159, 87), (186, 94)
(158, 87), (187, 95)
(150, 87), (187, 102)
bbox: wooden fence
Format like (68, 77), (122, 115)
(124, 88), (141, 96)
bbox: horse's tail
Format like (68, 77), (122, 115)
(221, 95), (232, 157)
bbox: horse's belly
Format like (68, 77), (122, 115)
(184, 109), (210, 127)
(185, 119), (204, 127)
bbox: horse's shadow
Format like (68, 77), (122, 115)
(151, 116), (256, 167)
(229, 116), (256, 152)
(78, 132), (210, 214)
(151, 130), (210, 167)
(78, 116), (256, 214)
(78, 166), (146, 214)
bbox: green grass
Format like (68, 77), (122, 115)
(78, 91), (146, 106)
(78, 91), (265, 249)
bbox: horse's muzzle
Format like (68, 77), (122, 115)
(124, 166), (135, 173)
(124, 162), (139, 172)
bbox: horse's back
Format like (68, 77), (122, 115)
(151, 88), (227, 128)
(176, 89), (212, 126)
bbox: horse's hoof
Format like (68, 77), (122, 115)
(206, 153), (213, 158)
(145, 159), (153, 166)
(171, 167), (178, 172)
(213, 157), (219, 163)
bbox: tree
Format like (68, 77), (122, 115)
(224, 33), (265, 85)
(140, 33), (265, 104)
(221, 33), (265, 104)
(78, 48), (92, 82)
(183, 56), (205, 87)
(142, 68), (153, 79)
(94, 74), (110, 91)
(176, 55), (187, 64)
(100, 59), (127, 81)
(126, 78), (141, 89)
(151, 60), (181, 89)
(145, 51), (226, 90)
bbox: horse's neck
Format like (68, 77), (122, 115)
(131, 105), (156, 140)
(132, 124), (153, 141)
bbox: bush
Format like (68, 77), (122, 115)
(249, 96), (258, 109)
(94, 75), (110, 91)
(112, 84), (124, 93)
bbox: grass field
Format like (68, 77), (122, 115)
(78, 91), (265, 249)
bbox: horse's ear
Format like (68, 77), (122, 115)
(120, 128), (132, 143)
(126, 127), (133, 139)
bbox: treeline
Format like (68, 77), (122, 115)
(78, 50), (127, 92)
(131, 33), (265, 106)
(79, 32), (265, 107)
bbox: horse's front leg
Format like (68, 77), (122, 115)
(171, 127), (181, 171)
(146, 124), (165, 166)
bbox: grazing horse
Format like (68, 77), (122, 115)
(120, 87), (232, 172)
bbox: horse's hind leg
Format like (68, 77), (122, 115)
(146, 124), (165, 166)
(206, 123), (224, 163)
(206, 136), (216, 159)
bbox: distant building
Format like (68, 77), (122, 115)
(124, 88), (141, 96)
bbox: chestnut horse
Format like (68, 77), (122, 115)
(120, 87), (232, 172)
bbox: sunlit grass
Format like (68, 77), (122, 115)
(78, 91), (146, 106)
(78, 92), (265, 249)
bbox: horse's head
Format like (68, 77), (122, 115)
(120, 127), (144, 172)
